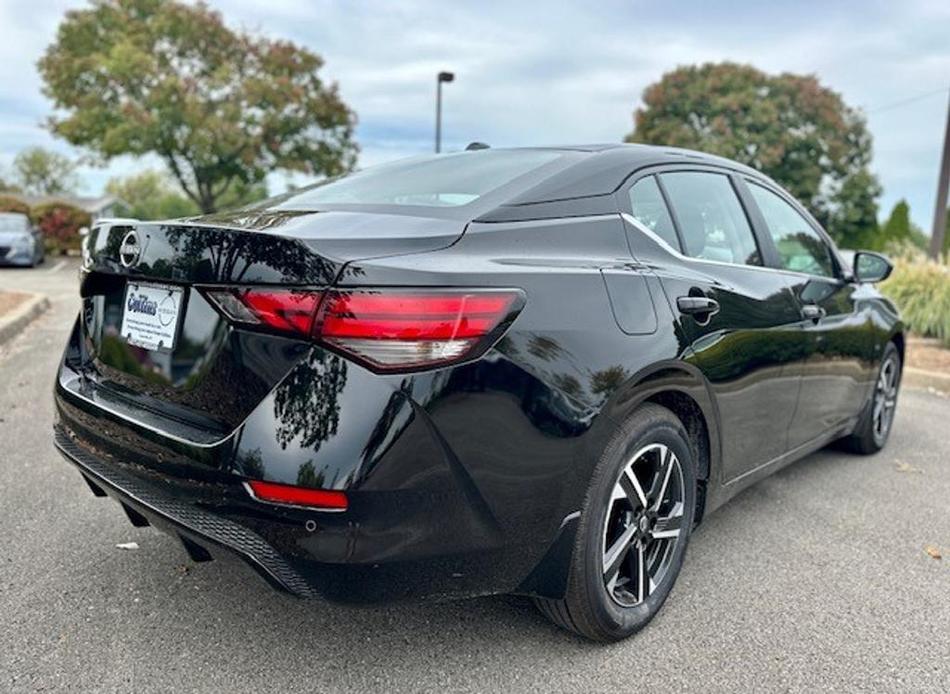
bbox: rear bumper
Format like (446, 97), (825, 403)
(53, 310), (603, 603)
(54, 426), (317, 597)
(53, 410), (584, 603)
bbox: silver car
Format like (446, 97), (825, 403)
(0, 213), (45, 267)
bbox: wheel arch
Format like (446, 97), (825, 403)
(601, 360), (722, 525)
(890, 330), (906, 368)
(517, 360), (722, 600)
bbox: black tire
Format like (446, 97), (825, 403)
(535, 403), (696, 641)
(840, 342), (901, 455)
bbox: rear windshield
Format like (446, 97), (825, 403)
(274, 149), (563, 210)
(0, 214), (29, 232)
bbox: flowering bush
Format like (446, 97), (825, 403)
(30, 203), (91, 254)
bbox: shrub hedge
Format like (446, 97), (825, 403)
(0, 195), (31, 216)
(880, 255), (950, 347)
(0, 197), (91, 254)
(30, 202), (91, 254)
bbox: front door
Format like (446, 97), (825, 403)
(743, 180), (876, 447)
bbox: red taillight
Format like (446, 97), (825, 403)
(206, 287), (523, 371)
(245, 480), (348, 510)
(207, 288), (322, 337)
(239, 290), (321, 335)
(315, 290), (520, 370)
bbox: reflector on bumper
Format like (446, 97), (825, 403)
(245, 479), (348, 511)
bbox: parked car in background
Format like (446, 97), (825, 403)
(53, 145), (903, 642)
(0, 212), (44, 267)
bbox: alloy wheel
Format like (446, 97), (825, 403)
(872, 354), (899, 444)
(601, 443), (686, 607)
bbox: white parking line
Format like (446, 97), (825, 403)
(46, 260), (67, 273)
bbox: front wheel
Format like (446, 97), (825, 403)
(535, 404), (696, 641)
(840, 342), (901, 454)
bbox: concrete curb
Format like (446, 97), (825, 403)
(0, 292), (51, 348)
(902, 366), (950, 395)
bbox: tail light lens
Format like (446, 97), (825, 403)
(245, 480), (348, 511)
(206, 287), (523, 372)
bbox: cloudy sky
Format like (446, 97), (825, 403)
(1, 0), (948, 229)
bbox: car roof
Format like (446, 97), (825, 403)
(487, 143), (761, 205)
(251, 143), (768, 225)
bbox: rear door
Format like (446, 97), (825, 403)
(741, 179), (875, 446)
(620, 168), (806, 481)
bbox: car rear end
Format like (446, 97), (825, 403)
(53, 149), (620, 602)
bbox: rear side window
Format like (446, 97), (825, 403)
(275, 149), (563, 209)
(747, 182), (836, 278)
(660, 172), (761, 266)
(628, 176), (680, 251)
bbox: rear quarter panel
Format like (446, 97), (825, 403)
(326, 215), (693, 588)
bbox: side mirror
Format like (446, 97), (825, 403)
(79, 226), (90, 237)
(853, 251), (893, 283)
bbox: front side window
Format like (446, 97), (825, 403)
(659, 172), (761, 266)
(628, 176), (680, 250)
(747, 182), (836, 278)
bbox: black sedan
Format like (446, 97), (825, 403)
(54, 144), (903, 641)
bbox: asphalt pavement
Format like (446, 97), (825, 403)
(1, 259), (948, 693)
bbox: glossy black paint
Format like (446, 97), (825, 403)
(54, 144), (903, 603)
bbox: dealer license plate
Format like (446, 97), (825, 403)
(119, 282), (184, 352)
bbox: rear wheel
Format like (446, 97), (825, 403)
(840, 342), (901, 454)
(535, 404), (696, 641)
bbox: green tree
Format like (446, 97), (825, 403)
(106, 170), (199, 220)
(216, 180), (269, 211)
(879, 199), (929, 251)
(107, 170), (268, 220)
(0, 172), (20, 193)
(12, 147), (77, 195)
(880, 199), (912, 246)
(828, 168), (882, 249)
(39, 0), (358, 214)
(626, 62), (880, 246)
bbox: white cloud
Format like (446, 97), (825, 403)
(0, 0), (947, 229)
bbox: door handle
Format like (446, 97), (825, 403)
(677, 296), (720, 317)
(801, 304), (826, 322)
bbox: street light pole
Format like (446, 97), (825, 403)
(435, 71), (455, 153)
(929, 87), (950, 259)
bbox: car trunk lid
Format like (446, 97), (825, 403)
(73, 210), (465, 436)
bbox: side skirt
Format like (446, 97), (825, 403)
(705, 417), (858, 513)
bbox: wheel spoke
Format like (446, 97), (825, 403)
(619, 467), (648, 509)
(873, 396), (885, 422)
(652, 506), (684, 539)
(636, 542), (648, 603)
(603, 524), (637, 583)
(649, 447), (676, 511)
